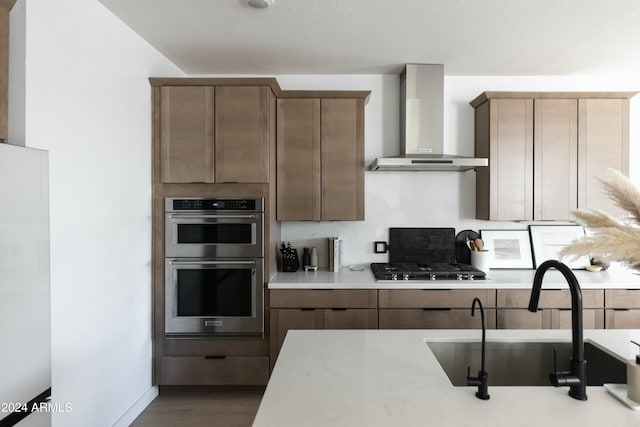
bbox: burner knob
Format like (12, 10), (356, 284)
(430, 274), (437, 281)
(391, 274), (398, 280)
(402, 274), (410, 280)
(457, 274), (463, 280)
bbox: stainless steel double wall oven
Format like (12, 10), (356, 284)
(164, 197), (264, 337)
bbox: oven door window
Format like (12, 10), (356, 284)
(177, 223), (253, 245)
(176, 268), (253, 317)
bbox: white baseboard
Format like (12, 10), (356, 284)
(111, 386), (159, 427)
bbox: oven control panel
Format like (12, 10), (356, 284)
(168, 198), (263, 212)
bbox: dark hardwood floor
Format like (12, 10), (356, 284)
(130, 391), (263, 427)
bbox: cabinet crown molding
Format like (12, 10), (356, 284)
(470, 91), (638, 108)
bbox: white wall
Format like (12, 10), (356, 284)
(277, 74), (640, 267)
(20, 0), (184, 426)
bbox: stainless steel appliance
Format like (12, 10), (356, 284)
(164, 198), (265, 337)
(370, 228), (486, 281)
(165, 197), (263, 258)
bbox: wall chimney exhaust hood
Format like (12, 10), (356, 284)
(369, 64), (488, 171)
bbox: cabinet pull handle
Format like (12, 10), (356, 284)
(612, 308), (631, 311)
(331, 308), (347, 311)
(204, 355), (226, 360)
(422, 308), (452, 311)
(300, 308), (315, 311)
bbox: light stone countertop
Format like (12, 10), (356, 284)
(268, 267), (640, 290)
(253, 329), (640, 427)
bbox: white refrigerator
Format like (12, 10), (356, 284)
(0, 143), (51, 427)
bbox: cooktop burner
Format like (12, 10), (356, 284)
(370, 262), (486, 281)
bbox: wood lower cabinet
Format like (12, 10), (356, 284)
(496, 308), (604, 329)
(496, 289), (605, 329)
(471, 92), (636, 220)
(378, 289), (497, 329)
(269, 289), (378, 368)
(379, 308), (497, 329)
(160, 356), (269, 386)
(276, 97), (365, 221)
(605, 289), (640, 329)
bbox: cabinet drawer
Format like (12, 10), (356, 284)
(497, 289), (604, 308)
(379, 289), (496, 309)
(160, 356), (269, 386)
(379, 308), (496, 329)
(605, 289), (640, 308)
(270, 289), (377, 308)
(605, 309), (640, 329)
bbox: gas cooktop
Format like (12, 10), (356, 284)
(370, 262), (486, 281)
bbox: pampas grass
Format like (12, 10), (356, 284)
(559, 169), (640, 270)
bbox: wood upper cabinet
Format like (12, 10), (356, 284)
(160, 86), (215, 183)
(157, 84), (273, 184)
(578, 98), (630, 216)
(215, 86), (271, 183)
(472, 92), (635, 221)
(474, 98), (533, 220)
(276, 98), (321, 220)
(276, 97), (365, 221)
(534, 99), (578, 220)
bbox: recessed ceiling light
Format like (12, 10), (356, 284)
(248, 0), (274, 9)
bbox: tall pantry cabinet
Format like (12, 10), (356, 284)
(471, 92), (636, 221)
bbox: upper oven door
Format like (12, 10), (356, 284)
(165, 211), (264, 258)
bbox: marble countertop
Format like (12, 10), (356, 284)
(268, 267), (640, 290)
(253, 329), (640, 427)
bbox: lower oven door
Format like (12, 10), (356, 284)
(165, 258), (264, 337)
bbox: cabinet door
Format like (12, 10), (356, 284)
(476, 99), (533, 220)
(160, 356), (269, 386)
(605, 309), (640, 329)
(578, 98), (630, 214)
(497, 309), (551, 329)
(215, 86), (270, 183)
(276, 98), (321, 220)
(321, 99), (365, 221)
(551, 308), (604, 329)
(160, 86), (214, 183)
(269, 308), (322, 368)
(533, 99), (578, 220)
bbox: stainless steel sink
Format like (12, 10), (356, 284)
(426, 341), (626, 386)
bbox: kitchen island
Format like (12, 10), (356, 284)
(253, 329), (640, 426)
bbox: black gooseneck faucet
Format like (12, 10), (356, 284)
(466, 297), (489, 400)
(528, 260), (587, 401)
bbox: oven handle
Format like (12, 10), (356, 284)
(169, 260), (257, 266)
(167, 214), (257, 220)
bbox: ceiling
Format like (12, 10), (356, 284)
(98, 0), (640, 76)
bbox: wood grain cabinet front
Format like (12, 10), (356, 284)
(159, 356), (269, 386)
(604, 289), (640, 329)
(276, 98), (365, 221)
(472, 92), (635, 220)
(496, 289), (605, 329)
(157, 85), (273, 184)
(378, 289), (497, 329)
(269, 289), (378, 369)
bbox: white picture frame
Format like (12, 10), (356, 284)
(528, 224), (590, 269)
(480, 229), (534, 269)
